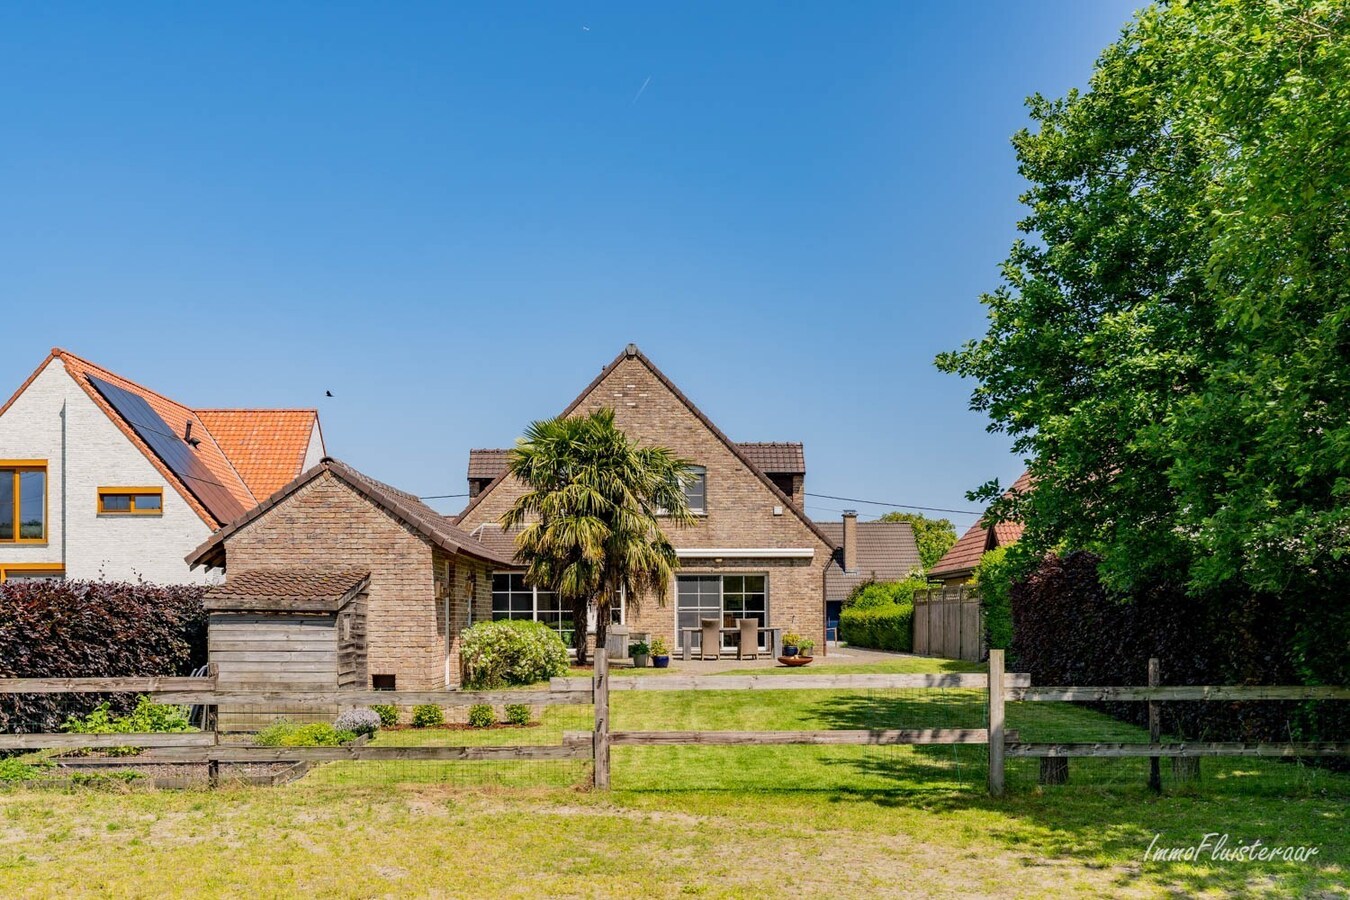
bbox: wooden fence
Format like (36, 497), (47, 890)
(3, 653), (1348, 796)
(912, 585), (983, 661)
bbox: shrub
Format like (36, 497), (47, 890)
(845, 577), (928, 610)
(254, 721), (356, 747)
(61, 696), (195, 756)
(1010, 551), (1350, 746)
(503, 704), (532, 726)
(650, 636), (669, 657)
(467, 704), (496, 728)
(460, 619), (569, 689)
(371, 704), (399, 727)
(411, 705), (444, 728)
(839, 603), (913, 652)
(0, 757), (51, 783)
(334, 708), (381, 737)
(971, 546), (1013, 651)
(0, 580), (207, 735)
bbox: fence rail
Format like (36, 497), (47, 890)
(3, 660), (1347, 796)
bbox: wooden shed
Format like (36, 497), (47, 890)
(204, 569), (370, 728)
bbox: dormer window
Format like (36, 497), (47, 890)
(682, 466), (706, 514)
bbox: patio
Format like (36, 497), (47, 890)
(612, 645), (922, 674)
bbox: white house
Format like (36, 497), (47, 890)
(0, 348), (325, 584)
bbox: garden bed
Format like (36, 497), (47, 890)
(49, 759), (308, 788)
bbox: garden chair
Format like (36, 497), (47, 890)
(736, 618), (760, 660)
(700, 618), (721, 660)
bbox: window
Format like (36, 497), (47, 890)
(491, 572), (624, 641)
(0, 462), (46, 543)
(372, 674), (396, 691)
(0, 564), (64, 584)
(677, 574), (768, 650)
(97, 487), (164, 515)
(492, 573), (576, 643)
(682, 466), (707, 514)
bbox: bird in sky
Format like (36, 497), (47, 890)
(325, 390), (333, 397)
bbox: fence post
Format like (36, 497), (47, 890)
(1148, 658), (1161, 793)
(593, 651), (610, 790)
(205, 663), (220, 788)
(987, 648), (1005, 797)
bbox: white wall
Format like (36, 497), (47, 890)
(301, 418), (326, 472)
(0, 360), (218, 584)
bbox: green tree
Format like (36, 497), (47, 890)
(501, 408), (697, 664)
(877, 512), (957, 572)
(937, 0), (1350, 598)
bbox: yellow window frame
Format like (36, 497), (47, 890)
(0, 460), (48, 544)
(0, 563), (65, 583)
(97, 487), (165, 516)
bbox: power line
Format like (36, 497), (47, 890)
(803, 492), (980, 516)
(419, 493), (469, 500)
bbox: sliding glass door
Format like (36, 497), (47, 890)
(677, 574), (768, 650)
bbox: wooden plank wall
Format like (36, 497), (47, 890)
(913, 586), (984, 662)
(210, 612), (340, 729)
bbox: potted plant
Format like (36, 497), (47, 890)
(796, 637), (815, 661)
(781, 632), (803, 658)
(629, 640), (651, 668)
(650, 636), (671, 668)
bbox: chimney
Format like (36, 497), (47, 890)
(842, 510), (858, 574)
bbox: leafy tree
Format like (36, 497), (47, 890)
(877, 512), (957, 571)
(970, 547), (1013, 651)
(937, 0), (1350, 599)
(501, 408), (697, 664)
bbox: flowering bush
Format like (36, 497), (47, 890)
(460, 619), (569, 689)
(334, 708), (381, 737)
(467, 704), (496, 728)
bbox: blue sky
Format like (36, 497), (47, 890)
(0, 2), (1141, 526)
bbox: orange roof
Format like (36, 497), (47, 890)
(928, 471), (1032, 579)
(4, 349), (320, 529)
(197, 409), (319, 499)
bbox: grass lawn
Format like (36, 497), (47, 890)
(1, 656), (1345, 898)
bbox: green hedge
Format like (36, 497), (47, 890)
(839, 603), (913, 652)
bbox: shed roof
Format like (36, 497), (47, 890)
(816, 520), (922, 600)
(203, 569), (370, 612)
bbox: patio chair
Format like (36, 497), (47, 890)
(736, 618), (760, 661)
(699, 618), (721, 660)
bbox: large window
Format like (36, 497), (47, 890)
(682, 466), (707, 514)
(0, 463), (46, 543)
(492, 573), (624, 643)
(677, 574), (767, 649)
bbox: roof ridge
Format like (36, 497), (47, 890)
(196, 407), (320, 414)
(53, 348), (196, 415)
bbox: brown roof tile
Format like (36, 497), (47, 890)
(816, 520), (922, 600)
(203, 569), (370, 612)
(467, 448), (512, 480)
(187, 458), (516, 570)
(737, 442), (805, 475)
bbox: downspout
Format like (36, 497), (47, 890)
(60, 400), (67, 576)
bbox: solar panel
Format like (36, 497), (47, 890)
(86, 375), (248, 525)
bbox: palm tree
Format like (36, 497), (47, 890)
(500, 408), (697, 664)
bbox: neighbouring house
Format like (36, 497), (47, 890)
(456, 343), (863, 653)
(816, 512), (921, 639)
(0, 348), (325, 584)
(927, 471), (1031, 586)
(186, 458), (515, 689)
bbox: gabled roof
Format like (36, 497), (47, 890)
(737, 443), (805, 475)
(203, 569), (370, 613)
(467, 448), (512, 480)
(928, 471), (1032, 579)
(815, 520), (921, 599)
(0, 349), (322, 529)
(196, 409), (320, 499)
(456, 344), (838, 551)
(187, 458), (516, 570)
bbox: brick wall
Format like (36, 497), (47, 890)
(221, 470), (462, 689)
(457, 354), (833, 646)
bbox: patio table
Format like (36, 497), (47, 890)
(679, 626), (782, 661)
